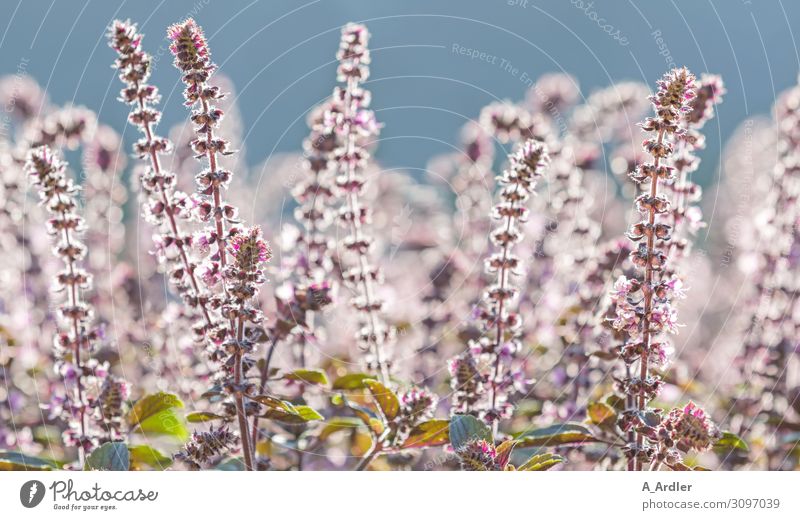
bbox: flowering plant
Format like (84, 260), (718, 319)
(0, 15), (774, 475)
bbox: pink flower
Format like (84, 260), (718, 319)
(612, 302), (640, 336)
(229, 226), (272, 271)
(648, 341), (674, 367)
(662, 401), (720, 452)
(684, 205), (705, 233)
(354, 109), (380, 136)
(663, 275), (686, 299)
(456, 439), (501, 471)
(167, 18), (211, 72)
(650, 303), (680, 334)
(611, 275), (635, 300)
(398, 387), (437, 424)
(200, 263), (221, 287)
(194, 231), (212, 255)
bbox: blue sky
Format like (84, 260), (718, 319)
(1, 0), (797, 184)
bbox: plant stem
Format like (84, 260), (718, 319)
(133, 80), (215, 331)
(340, 75), (390, 384)
(194, 95), (252, 462)
(234, 318), (254, 470)
(56, 197), (88, 469)
(624, 365), (636, 471)
(251, 336), (280, 447)
(355, 430), (390, 471)
(198, 97), (237, 337)
(488, 180), (521, 437)
(634, 127), (666, 471)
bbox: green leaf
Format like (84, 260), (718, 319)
(516, 423), (598, 447)
(449, 414), (492, 451)
(605, 394), (626, 411)
(201, 385), (224, 400)
(86, 442), (129, 471)
(214, 457), (245, 471)
(127, 392), (184, 428)
(332, 373), (375, 390)
(495, 439), (517, 468)
(401, 419), (450, 449)
(714, 431), (749, 452)
(363, 379), (400, 420)
(248, 326), (270, 343)
(280, 369), (329, 386)
(252, 394), (296, 413)
(587, 402), (617, 426)
(517, 453), (565, 471)
(135, 408), (189, 441)
(0, 451), (58, 471)
(781, 432), (800, 444)
(639, 410), (661, 427)
(262, 405), (324, 424)
(186, 411), (225, 423)
(292, 405), (324, 421)
(341, 398), (385, 435)
(316, 417), (364, 441)
(589, 350), (618, 361)
(128, 445), (172, 470)
(260, 409), (305, 423)
(33, 425), (61, 446)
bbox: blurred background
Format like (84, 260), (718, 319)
(2, 0), (799, 471)
(1, 0), (797, 188)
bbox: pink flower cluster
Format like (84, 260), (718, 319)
(608, 68), (698, 470)
(450, 139), (549, 430)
